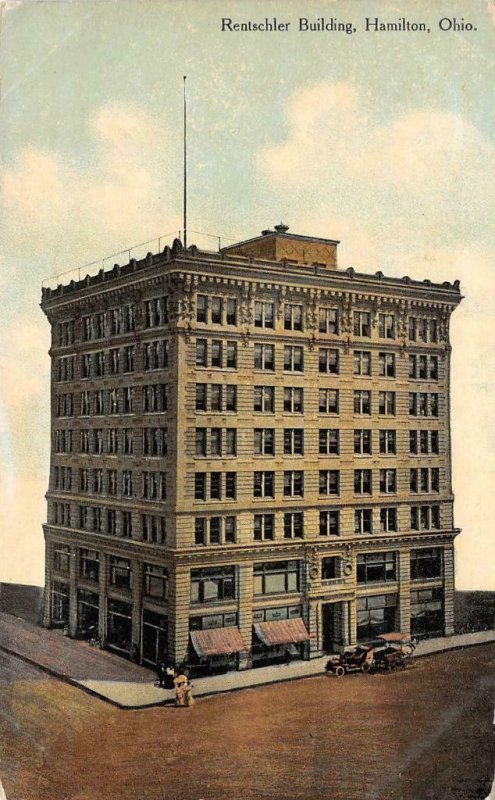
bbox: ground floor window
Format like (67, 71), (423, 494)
(252, 606), (304, 667)
(106, 599), (132, 656)
(52, 581), (70, 626)
(411, 588), (444, 639)
(356, 594), (397, 642)
(77, 589), (99, 638)
(188, 613), (239, 674)
(142, 609), (168, 667)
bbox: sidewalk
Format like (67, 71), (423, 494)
(1, 610), (494, 709)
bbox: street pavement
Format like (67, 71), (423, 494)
(1, 610), (494, 707)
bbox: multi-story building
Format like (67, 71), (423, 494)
(40, 225), (462, 671)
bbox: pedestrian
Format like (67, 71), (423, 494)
(164, 664), (176, 690)
(174, 671), (188, 707)
(184, 678), (195, 707)
(156, 660), (167, 688)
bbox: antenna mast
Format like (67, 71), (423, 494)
(183, 75), (187, 249)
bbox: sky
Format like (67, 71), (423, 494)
(0, 0), (494, 589)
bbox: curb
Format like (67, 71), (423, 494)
(2, 634), (494, 709)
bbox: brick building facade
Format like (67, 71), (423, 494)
(40, 226), (462, 670)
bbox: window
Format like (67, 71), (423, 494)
(353, 311), (371, 337)
(378, 313), (395, 339)
(254, 514), (275, 541)
(226, 341), (237, 369)
(354, 390), (371, 415)
(410, 354), (439, 381)
(411, 588), (444, 637)
(411, 548), (443, 580)
(320, 510), (340, 536)
(56, 393), (74, 418)
(81, 354), (91, 379)
(212, 384), (226, 413)
(144, 340), (169, 371)
(195, 384), (207, 411)
(143, 428), (168, 456)
(284, 429), (304, 455)
(226, 298), (237, 326)
(410, 430), (440, 455)
(80, 469), (89, 493)
(379, 391), (396, 416)
(80, 549), (99, 582)
(284, 512), (304, 539)
(284, 346), (304, 372)
(354, 469), (372, 495)
(143, 564), (168, 600)
(380, 508), (398, 532)
(195, 516), (236, 545)
(123, 346), (134, 373)
(107, 428), (118, 454)
(254, 343), (275, 370)
(53, 545), (70, 572)
(142, 515), (167, 544)
(357, 594), (397, 641)
(354, 351), (371, 376)
(107, 509), (117, 535)
(190, 566), (236, 603)
(210, 472), (222, 500)
(58, 356), (75, 382)
(144, 296), (168, 328)
(58, 320), (74, 346)
(254, 471), (275, 498)
(196, 295), (207, 323)
(225, 472), (237, 500)
(319, 388), (339, 414)
(253, 560), (300, 595)
(195, 428), (207, 457)
(142, 472), (167, 501)
(196, 339), (208, 367)
(109, 557), (132, 589)
(379, 353), (396, 378)
(284, 387), (304, 413)
(410, 468), (440, 494)
(211, 340), (223, 368)
(409, 393), (439, 417)
(95, 351), (105, 377)
(194, 473), (206, 501)
(322, 557), (339, 580)
(410, 505), (441, 531)
(354, 429), (371, 455)
(143, 384), (168, 413)
(80, 391), (91, 416)
(319, 348), (339, 374)
(319, 307), (339, 335)
(226, 429), (237, 456)
(380, 469), (397, 494)
(123, 429), (133, 455)
(211, 297), (223, 325)
(122, 386), (133, 414)
(92, 469), (103, 494)
(319, 429), (339, 455)
(107, 470), (117, 496)
(355, 509), (373, 535)
(254, 385), (275, 413)
(319, 470), (340, 496)
(379, 430), (396, 455)
(254, 429), (275, 456)
(284, 303), (303, 331)
(122, 511), (133, 538)
(210, 428), (222, 457)
(357, 552), (397, 584)
(254, 301), (274, 329)
(283, 471), (304, 497)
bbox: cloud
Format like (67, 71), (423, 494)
(1, 105), (182, 286)
(257, 82), (495, 252)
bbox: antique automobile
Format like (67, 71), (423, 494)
(326, 644), (375, 677)
(326, 633), (417, 676)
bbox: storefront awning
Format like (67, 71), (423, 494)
(254, 618), (310, 647)
(190, 627), (247, 658)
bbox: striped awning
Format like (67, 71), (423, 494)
(254, 618), (310, 647)
(190, 627), (247, 658)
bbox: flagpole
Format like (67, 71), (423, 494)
(183, 75), (187, 249)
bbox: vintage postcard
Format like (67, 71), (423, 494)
(0, 0), (494, 798)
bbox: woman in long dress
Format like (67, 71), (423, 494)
(174, 673), (188, 707)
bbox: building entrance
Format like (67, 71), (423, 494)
(141, 610), (168, 667)
(77, 589), (99, 639)
(322, 603), (343, 653)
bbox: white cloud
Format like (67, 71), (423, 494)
(258, 82), (495, 250)
(1, 104), (182, 285)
